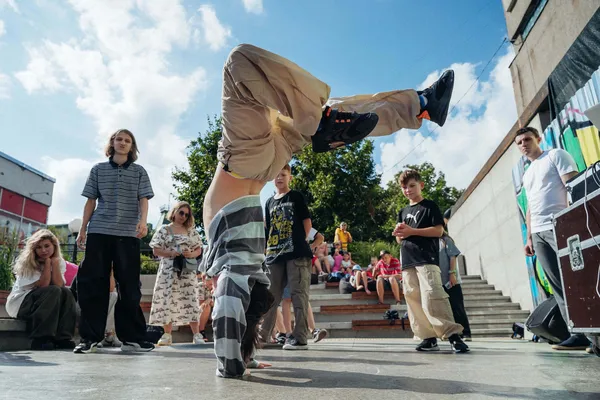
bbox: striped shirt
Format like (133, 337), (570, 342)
(82, 158), (154, 237)
(375, 258), (401, 276)
(200, 195), (270, 286)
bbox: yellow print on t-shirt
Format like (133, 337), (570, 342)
(266, 202), (295, 262)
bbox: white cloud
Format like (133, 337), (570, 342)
(17, 0), (210, 224)
(0, 19), (5, 37)
(378, 47), (517, 190)
(0, 0), (19, 13)
(242, 0), (263, 14)
(0, 73), (10, 99)
(197, 5), (231, 51)
(42, 157), (95, 224)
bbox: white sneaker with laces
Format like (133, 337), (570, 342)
(193, 332), (208, 344)
(157, 333), (172, 346)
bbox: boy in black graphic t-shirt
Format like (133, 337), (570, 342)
(393, 169), (469, 353)
(259, 164), (313, 350)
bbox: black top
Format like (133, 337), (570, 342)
(265, 190), (312, 265)
(397, 199), (444, 269)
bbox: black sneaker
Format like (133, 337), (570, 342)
(551, 335), (591, 350)
(31, 337), (55, 351)
(73, 339), (99, 354)
(53, 339), (76, 350)
(275, 333), (287, 345)
(311, 106), (379, 153)
(415, 337), (439, 352)
(121, 340), (155, 353)
(417, 69), (454, 127)
(449, 334), (470, 353)
(282, 335), (308, 350)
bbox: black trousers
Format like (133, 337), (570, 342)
(77, 234), (146, 343)
(444, 284), (471, 337)
(18, 286), (77, 340)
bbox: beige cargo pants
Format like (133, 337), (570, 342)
(219, 44), (422, 182)
(403, 264), (464, 340)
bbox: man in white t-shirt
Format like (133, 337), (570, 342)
(516, 126), (590, 351)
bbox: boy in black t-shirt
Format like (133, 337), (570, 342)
(393, 169), (469, 353)
(259, 164), (313, 350)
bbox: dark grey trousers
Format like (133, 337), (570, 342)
(531, 230), (568, 322)
(17, 285), (77, 340)
(259, 258), (311, 344)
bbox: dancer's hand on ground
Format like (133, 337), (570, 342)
(76, 230), (87, 249)
(136, 221), (148, 238)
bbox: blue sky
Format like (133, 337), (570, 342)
(0, 0), (517, 226)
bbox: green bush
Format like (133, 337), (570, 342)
(348, 240), (401, 268)
(0, 229), (19, 291)
(140, 254), (159, 275)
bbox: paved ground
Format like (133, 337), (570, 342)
(1, 338), (598, 400)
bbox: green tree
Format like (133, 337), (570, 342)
(172, 116), (222, 236)
(291, 140), (389, 242)
(380, 162), (464, 234)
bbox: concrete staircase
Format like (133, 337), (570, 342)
(282, 275), (530, 339)
(0, 275), (530, 350)
(138, 274), (530, 340)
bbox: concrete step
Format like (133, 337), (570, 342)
(463, 302), (521, 311)
(461, 295), (512, 302)
(466, 309), (530, 319)
(461, 289), (503, 296)
(469, 328), (513, 337)
(461, 275), (482, 280)
(0, 318), (29, 351)
(461, 279), (489, 285)
(458, 284), (495, 290)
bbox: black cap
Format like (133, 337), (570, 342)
(379, 249), (391, 259)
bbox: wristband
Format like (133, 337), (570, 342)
(449, 270), (457, 275)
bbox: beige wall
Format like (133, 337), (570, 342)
(509, 0), (599, 115)
(449, 143), (533, 312)
(503, 0), (533, 39)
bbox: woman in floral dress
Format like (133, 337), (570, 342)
(149, 201), (204, 345)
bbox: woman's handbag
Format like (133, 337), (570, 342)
(166, 226), (197, 277)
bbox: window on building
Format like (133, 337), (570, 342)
(522, 0), (549, 40)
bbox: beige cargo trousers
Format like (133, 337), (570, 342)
(218, 44), (423, 182)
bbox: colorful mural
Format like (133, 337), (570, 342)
(512, 67), (600, 307)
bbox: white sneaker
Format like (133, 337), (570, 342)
(157, 333), (172, 346)
(312, 328), (328, 343)
(98, 334), (122, 348)
(193, 332), (208, 345)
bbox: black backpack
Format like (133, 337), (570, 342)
(525, 296), (570, 344)
(339, 278), (356, 294)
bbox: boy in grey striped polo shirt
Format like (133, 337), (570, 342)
(74, 129), (155, 354)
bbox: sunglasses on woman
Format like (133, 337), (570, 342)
(178, 210), (189, 218)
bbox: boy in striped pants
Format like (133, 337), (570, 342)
(201, 43), (455, 378)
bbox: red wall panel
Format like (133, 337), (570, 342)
(0, 189), (24, 215)
(23, 199), (48, 224)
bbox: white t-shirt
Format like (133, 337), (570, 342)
(523, 149), (577, 233)
(5, 258), (66, 318)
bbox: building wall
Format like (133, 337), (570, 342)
(449, 143), (534, 312)
(502, 0), (533, 39)
(0, 154), (55, 241)
(507, 0), (599, 115)
(0, 156), (54, 207)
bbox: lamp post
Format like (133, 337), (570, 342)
(68, 219), (82, 263)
